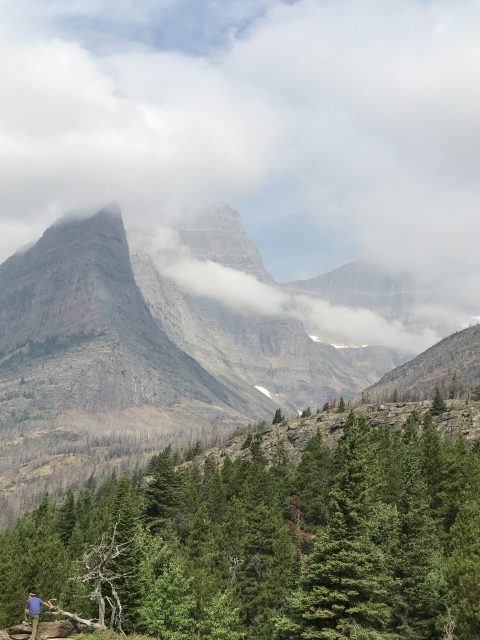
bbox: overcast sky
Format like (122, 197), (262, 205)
(0, 1), (479, 322)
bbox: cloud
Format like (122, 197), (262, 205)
(161, 258), (286, 315)
(145, 230), (437, 352)
(0, 0), (480, 334)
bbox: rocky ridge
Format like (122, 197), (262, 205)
(366, 324), (480, 402)
(190, 399), (480, 467)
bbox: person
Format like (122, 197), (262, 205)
(25, 591), (53, 640)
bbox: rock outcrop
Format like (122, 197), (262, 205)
(190, 399), (480, 467)
(2, 621), (77, 640)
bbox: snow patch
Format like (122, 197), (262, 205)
(309, 336), (368, 349)
(331, 344), (369, 349)
(254, 385), (272, 399)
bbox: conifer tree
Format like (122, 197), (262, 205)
(110, 477), (144, 631)
(17, 495), (71, 611)
(394, 436), (445, 639)
(432, 387), (447, 415)
(58, 488), (76, 547)
(272, 408), (285, 425)
(446, 498), (480, 639)
(292, 429), (333, 528)
(337, 396), (346, 413)
(199, 590), (241, 640)
(281, 413), (395, 639)
(145, 446), (182, 532)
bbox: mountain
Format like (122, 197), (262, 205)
(0, 206), (278, 522)
(282, 259), (420, 325)
(365, 324), (480, 402)
(129, 206), (393, 412)
(0, 206), (257, 414)
(176, 205), (274, 282)
(0, 204), (417, 522)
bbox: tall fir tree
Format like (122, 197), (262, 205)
(144, 446), (183, 533)
(446, 498), (480, 639)
(292, 429), (333, 529)
(278, 413), (395, 639)
(394, 434), (445, 639)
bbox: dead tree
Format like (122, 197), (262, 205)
(48, 526), (133, 634)
(442, 609), (456, 640)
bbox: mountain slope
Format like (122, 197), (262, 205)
(130, 208), (394, 410)
(282, 260), (419, 325)
(0, 206), (260, 414)
(366, 324), (480, 401)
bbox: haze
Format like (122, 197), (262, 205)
(0, 0), (479, 349)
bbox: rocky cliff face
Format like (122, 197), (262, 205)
(365, 324), (480, 402)
(0, 206), (253, 414)
(176, 205), (274, 282)
(129, 208), (385, 411)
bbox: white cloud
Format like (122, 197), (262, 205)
(1, 0), (480, 335)
(161, 257), (286, 315)
(147, 232), (437, 352)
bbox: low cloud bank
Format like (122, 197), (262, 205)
(148, 234), (438, 353)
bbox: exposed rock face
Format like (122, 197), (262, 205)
(0, 207), (251, 414)
(176, 205), (274, 282)
(129, 206), (406, 411)
(366, 325), (480, 402)
(191, 400), (480, 467)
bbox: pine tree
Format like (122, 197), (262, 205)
(284, 413), (395, 639)
(199, 590), (241, 640)
(110, 477), (144, 632)
(337, 396), (346, 413)
(144, 446), (182, 532)
(292, 429), (333, 529)
(446, 498), (480, 639)
(394, 436), (445, 639)
(58, 488), (76, 547)
(272, 408), (285, 425)
(432, 387), (447, 415)
(16, 495), (71, 611)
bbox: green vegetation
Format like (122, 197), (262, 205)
(272, 408), (285, 424)
(0, 332), (103, 370)
(431, 387), (448, 415)
(0, 410), (479, 638)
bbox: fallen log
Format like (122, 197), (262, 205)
(47, 608), (105, 631)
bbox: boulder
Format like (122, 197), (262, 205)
(38, 621), (76, 639)
(6, 625), (29, 636)
(3, 620), (76, 640)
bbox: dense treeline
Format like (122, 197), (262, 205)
(0, 410), (479, 639)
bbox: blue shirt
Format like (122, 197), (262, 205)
(26, 597), (43, 616)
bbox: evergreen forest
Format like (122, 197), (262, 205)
(1, 410), (479, 639)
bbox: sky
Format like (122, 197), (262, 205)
(1, 0), (480, 349)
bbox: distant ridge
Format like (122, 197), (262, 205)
(365, 324), (480, 401)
